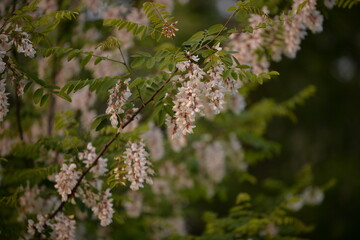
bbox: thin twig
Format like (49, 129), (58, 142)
(190, 9), (239, 55)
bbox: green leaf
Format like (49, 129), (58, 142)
(96, 118), (109, 131)
(81, 54), (92, 67)
(33, 88), (44, 104)
(55, 91), (72, 102)
(208, 24), (224, 35)
(40, 93), (50, 106)
(146, 57), (156, 69)
(236, 193), (251, 204)
(227, 6), (237, 11)
(94, 57), (104, 65)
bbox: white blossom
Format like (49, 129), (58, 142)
(166, 116), (187, 152)
(228, 10), (269, 74)
(123, 140), (154, 190)
(53, 213), (76, 240)
(106, 78), (132, 128)
(0, 77), (9, 122)
(54, 163), (80, 202)
(0, 50), (6, 73)
(11, 26), (36, 58)
(324, 0), (336, 9)
(172, 60), (205, 137)
(302, 186), (324, 205)
(78, 142), (108, 177)
(205, 62), (226, 114)
(27, 214), (48, 238)
(92, 189), (114, 226)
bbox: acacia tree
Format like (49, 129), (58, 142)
(0, 0), (355, 239)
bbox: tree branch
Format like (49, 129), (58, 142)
(46, 70), (176, 220)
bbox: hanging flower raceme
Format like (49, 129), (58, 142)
(123, 140), (154, 190)
(204, 61), (226, 114)
(92, 189), (114, 226)
(106, 78), (132, 128)
(54, 163), (81, 202)
(171, 55), (206, 137)
(53, 213), (76, 240)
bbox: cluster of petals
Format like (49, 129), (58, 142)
(228, 9), (269, 74)
(123, 140), (154, 190)
(172, 57), (206, 136)
(27, 214), (48, 237)
(78, 142), (108, 177)
(166, 116), (187, 152)
(284, 0), (323, 58)
(54, 163), (80, 202)
(0, 77), (9, 122)
(204, 62), (226, 114)
(106, 78), (132, 128)
(92, 189), (114, 226)
(52, 213), (76, 240)
(4, 26), (36, 58)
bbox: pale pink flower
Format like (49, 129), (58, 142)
(54, 163), (80, 201)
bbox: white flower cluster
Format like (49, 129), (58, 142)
(205, 61), (226, 114)
(27, 213), (76, 240)
(78, 142), (108, 177)
(169, 48), (246, 140)
(0, 49), (6, 73)
(0, 77), (9, 122)
(123, 140), (154, 190)
(54, 163), (81, 202)
(228, 9), (269, 74)
(287, 186), (324, 211)
(324, 0), (336, 9)
(166, 116), (187, 152)
(284, 0), (323, 58)
(0, 26), (36, 59)
(106, 78), (132, 128)
(27, 214), (48, 238)
(143, 122), (164, 161)
(229, 1), (325, 73)
(172, 57), (206, 136)
(92, 189), (114, 226)
(53, 213), (76, 240)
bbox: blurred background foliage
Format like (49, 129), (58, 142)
(172, 0), (360, 239)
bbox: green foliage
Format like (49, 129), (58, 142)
(103, 19), (148, 40)
(336, 0), (360, 8)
